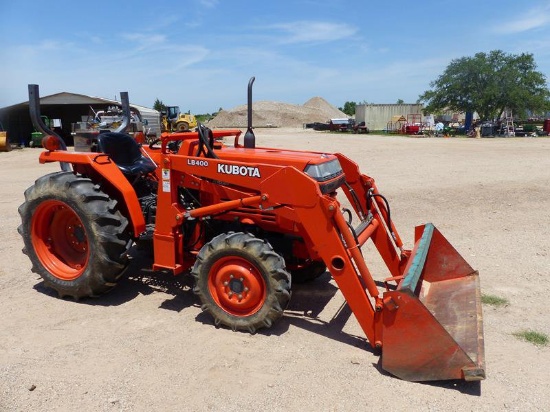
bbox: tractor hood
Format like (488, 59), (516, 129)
(217, 146), (342, 176)
(217, 146), (345, 193)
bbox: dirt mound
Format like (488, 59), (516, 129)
(207, 97), (348, 128)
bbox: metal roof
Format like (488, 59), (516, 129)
(1, 92), (158, 115)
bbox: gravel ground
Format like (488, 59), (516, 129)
(1, 128), (549, 411)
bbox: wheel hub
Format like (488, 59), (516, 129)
(208, 257), (266, 316)
(31, 200), (89, 280)
(222, 273), (251, 302)
(229, 277), (244, 294)
(65, 218), (87, 253)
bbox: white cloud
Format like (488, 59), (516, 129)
(493, 4), (550, 34)
(121, 33), (167, 48)
(199, 0), (219, 8)
(267, 21), (358, 44)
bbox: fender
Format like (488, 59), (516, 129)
(39, 150), (146, 236)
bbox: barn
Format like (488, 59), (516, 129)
(0, 92), (161, 147)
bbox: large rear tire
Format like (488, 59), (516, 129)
(176, 122), (190, 132)
(192, 232), (291, 333)
(18, 172), (132, 299)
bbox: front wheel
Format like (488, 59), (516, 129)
(192, 232), (291, 333)
(18, 172), (132, 299)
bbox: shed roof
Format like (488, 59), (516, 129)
(1, 92), (158, 115)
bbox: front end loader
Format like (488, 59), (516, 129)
(19, 82), (485, 382)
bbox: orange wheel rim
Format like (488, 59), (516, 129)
(208, 256), (266, 316)
(31, 200), (89, 280)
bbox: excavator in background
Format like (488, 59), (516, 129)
(19, 80), (485, 382)
(161, 105), (197, 132)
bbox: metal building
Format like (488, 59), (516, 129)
(355, 103), (425, 131)
(0, 92), (160, 146)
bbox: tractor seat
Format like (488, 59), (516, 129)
(97, 132), (156, 176)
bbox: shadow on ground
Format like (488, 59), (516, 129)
(33, 246), (197, 310)
(32, 255), (482, 392)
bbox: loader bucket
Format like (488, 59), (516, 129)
(381, 224), (485, 381)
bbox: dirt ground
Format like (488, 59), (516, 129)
(1, 128), (549, 411)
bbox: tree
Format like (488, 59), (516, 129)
(153, 98), (166, 112)
(396, 99), (404, 104)
(339, 101), (357, 116)
(418, 50), (550, 121)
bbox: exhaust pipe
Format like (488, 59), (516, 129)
(114, 91), (130, 133)
(243, 76), (255, 148)
(28, 84), (71, 172)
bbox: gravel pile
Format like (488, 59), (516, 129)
(207, 96), (348, 128)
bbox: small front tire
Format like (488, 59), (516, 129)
(192, 232), (291, 333)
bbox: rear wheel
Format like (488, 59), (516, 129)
(192, 232), (291, 333)
(176, 122), (190, 132)
(18, 172), (131, 299)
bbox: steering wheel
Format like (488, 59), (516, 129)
(149, 137), (180, 153)
(197, 123), (218, 159)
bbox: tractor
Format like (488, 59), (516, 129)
(19, 80), (485, 382)
(161, 105), (197, 132)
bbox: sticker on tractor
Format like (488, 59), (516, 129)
(217, 164), (261, 178)
(162, 168), (170, 192)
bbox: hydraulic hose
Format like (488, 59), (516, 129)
(344, 182), (366, 220)
(366, 191), (392, 233)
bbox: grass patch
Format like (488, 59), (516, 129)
(481, 294), (509, 307)
(513, 330), (549, 346)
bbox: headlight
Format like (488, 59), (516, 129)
(304, 158), (343, 182)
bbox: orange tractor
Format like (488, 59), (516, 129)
(19, 81), (485, 382)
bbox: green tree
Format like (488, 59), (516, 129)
(339, 101), (357, 116)
(153, 98), (166, 112)
(418, 50), (550, 120)
(396, 99), (404, 104)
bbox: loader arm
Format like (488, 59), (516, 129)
(260, 166), (385, 346)
(336, 153), (410, 278)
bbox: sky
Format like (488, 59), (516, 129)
(2, 0), (550, 114)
